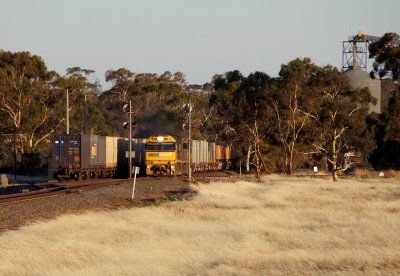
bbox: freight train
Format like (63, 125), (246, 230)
(51, 134), (232, 180)
(145, 134), (232, 176)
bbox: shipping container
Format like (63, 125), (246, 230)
(81, 134), (90, 169)
(105, 136), (118, 168)
(215, 145), (224, 160)
(190, 140), (198, 164)
(132, 138), (146, 167)
(89, 135), (99, 167)
(225, 146), (231, 160)
(98, 136), (106, 167)
(52, 134), (81, 171)
(201, 140), (207, 163)
(209, 142), (216, 163)
(176, 141), (187, 161)
(114, 137), (147, 177)
(52, 135), (64, 171)
(189, 140), (213, 165)
(117, 138), (129, 172)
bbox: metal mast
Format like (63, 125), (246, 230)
(188, 98), (192, 181)
(342, 31), (381, 72)
(66, 89), (69, 134)
(129, 100), (132, 179)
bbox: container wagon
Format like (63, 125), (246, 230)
(51, 134), (146, 180)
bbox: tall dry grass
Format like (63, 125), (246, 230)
(1, 175), (400, 275)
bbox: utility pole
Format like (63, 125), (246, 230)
(129, 99), (132, 179)
(188, 98), (192, 181)
(83, 93), (88, 134)
(14, 128), (17, 181)
(66, 89), (69, 135)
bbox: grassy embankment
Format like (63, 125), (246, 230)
(1, 175), (399, 275)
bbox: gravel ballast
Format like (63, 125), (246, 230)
(0, 177), (192, 232)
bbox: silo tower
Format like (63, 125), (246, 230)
(342, 32), (382, 113)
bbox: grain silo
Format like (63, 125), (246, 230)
(343, 68), (381, 113)
(342, 32), (382, 113)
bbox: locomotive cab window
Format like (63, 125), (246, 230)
(145, 143), (176, 151)
(161, 143), (175, 151)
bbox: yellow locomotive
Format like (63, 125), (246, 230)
(145, 135), (178, 176)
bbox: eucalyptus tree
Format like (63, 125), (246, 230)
(0, 51), (62, 159)
(369, 32), (400, 81)
(367, 32), (400, 169)
(272, 58), (320, 175)
(310, 66), (374, 181)
(235, 72), (272, 178)
(105, 68), (135, 102)
(210, 70), (272, 177)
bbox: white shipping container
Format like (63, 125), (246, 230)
(200, 140), (204, 163)
(197, 140), (202, 163)
(195, 140), (200, 163)
(191, 140), (200, 164)
(105, 136), (118, 168)
(205, 141), (209, 162)
(191, 140), (217, 164)
(190, 140), (195, 164)
(202, 141), (207, 163)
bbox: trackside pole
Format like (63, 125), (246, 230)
(131, 166), (138, 200)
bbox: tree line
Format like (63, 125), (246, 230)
(0, 32), (399, 180)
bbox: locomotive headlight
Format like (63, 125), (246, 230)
(157, 136), (164, 142)
(171, 165), (174, 169)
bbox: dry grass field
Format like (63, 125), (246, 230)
(1, 175), (400, 275)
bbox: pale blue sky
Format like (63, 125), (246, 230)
(1, 0), (399, 90)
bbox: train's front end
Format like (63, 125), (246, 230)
(145, 135), (177, 176)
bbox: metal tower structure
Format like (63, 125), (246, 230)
(342, 31), (380, 71)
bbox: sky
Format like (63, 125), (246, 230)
(1, 0), (399, 90)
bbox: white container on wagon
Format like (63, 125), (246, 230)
(201, 140), (208, 163)
(208, 142), (216, 163)
(105, 136), (118, 168)
(191, 140), (199, 164)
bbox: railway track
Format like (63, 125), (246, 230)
(0, 185), (69, 204)
(0, 178), (147, 205)
(0, 172), (238, 205)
